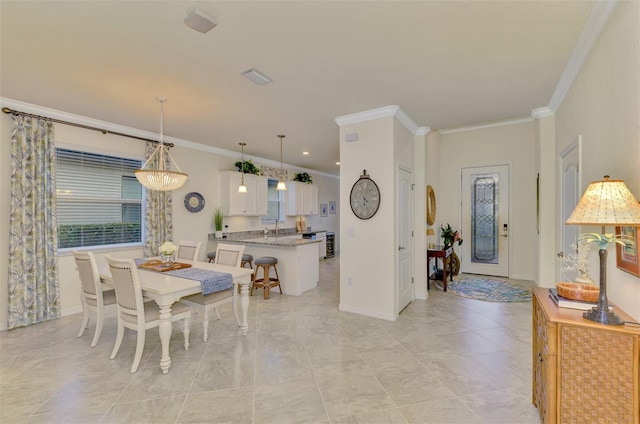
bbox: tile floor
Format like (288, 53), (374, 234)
(0, 257), (541, 423)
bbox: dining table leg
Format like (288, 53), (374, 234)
(239, 281), (249, 336)
(157, 301), (173, 374)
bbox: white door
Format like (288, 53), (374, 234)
(560, 137), (581, 281)
(397, 167), (413, 313)
(461, 165), (510, 277)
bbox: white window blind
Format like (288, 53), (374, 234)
(56, 148), (143, 249)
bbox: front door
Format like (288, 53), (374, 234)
(397, 166), (413, 313)
(461, 165), (510, 277)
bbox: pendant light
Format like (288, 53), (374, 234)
(276, 134), (287, 191)
(134, 97), (188, 191)
(238, 142), (248, 193)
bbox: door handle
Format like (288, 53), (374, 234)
(398, 246), (406, 251)
(501, 234), (508, 238)
(557, 252), (564, 258)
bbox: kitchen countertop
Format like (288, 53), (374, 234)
(221, 236), (321, 247)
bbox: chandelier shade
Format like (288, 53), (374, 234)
(238, 142), (247, 194)
(277, 134), (287, 191)
(135, 97), (188, 191)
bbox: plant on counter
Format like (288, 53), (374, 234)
(234, 159), (261, 175)
(293, 172), (313, 184)
(213, 208), (223, 232)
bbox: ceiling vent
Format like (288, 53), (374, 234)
(241, 68), (272, 85)
(184, 9), (217, 34)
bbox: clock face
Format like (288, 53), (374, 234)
(350, 176), (380, 220)
(184, 192), (205, 213)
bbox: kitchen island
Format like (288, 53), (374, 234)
(208, 235), (320, 296)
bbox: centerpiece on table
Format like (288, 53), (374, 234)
(158, 241), (177, 263)
(440, 223), (464, 276)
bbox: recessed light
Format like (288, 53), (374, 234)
(184, 9), (217, 34)
(302, 151), (309, 155)
(336, 162), (340, 165)
(241, 68), (272, 85)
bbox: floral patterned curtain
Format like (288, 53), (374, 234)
(143, 141), (173, 257)
(8, 114), (60, 329)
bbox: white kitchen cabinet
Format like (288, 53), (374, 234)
(220, 171), (268, 216)
(285, 182), (318, 215)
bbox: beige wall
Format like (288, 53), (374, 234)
(554, 0), (640, 319)
(0, 108), (339, 330)
(439, 121), (538, 281)
(339, 115), (397, 320)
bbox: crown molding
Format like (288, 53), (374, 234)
(439, 116), (533, 135)
(531, 107), (554, 119)
(335, 105), (422, 135)
(1, 97), (339, 179)
(547, 0), (617, 112)
(416, 126), (432, 136)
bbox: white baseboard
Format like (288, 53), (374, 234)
(62, 306), (83, 317)
(511, 274), (536, 282)
(339, 303), (397, 321)
(414, 292), (427, 300)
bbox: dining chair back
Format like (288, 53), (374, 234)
(176, 240), (202, 261)
(180, 243), (246, 342)
(106, 256), (191, 373)
(215, 243), (244, 267)
(73, 250), (117, 347)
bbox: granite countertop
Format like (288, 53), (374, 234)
(224, 235), (321, 247)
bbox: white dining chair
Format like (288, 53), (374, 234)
(180, 243), (245, 342)
(176, 240), (202, 261)
(106, 256), (192, 373)
(73, 250), (117, 347)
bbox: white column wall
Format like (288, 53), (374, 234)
(553, 0), (640, 320)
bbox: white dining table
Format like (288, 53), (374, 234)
(98, 258), (253, 374)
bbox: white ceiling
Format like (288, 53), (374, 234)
(0, 1), (596, 175)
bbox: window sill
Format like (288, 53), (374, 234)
(58, 242), (144, 257)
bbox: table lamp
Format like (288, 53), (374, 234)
(566, 175), (640, 325)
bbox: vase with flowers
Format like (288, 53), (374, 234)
(440, 223), (464, 276)
(158, 241), (177, 263)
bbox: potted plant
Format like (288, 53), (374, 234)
(234, 159), (261, 175)
(213, 208), (223, 239)
(293, 172), (313, 184)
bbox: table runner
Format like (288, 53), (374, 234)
(134, 259), (233, 295)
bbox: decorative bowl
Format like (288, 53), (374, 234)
(556, 282), (599, 302)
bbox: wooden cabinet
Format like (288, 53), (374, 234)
(285, 182), (318, 215)
(532, 288), (640, 423)
(220, 171), (268, 216)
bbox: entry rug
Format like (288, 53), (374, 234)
(134, 258), (233, 295)
(437, 275), (532, 302)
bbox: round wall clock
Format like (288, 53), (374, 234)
(350, 170), (380, 220)
(184, 192), (205, 213)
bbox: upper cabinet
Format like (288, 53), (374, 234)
(220, 171), (268, 216)
(285, 182), (318, 215)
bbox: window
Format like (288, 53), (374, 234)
(261, 179), (285, 224)
(56, 148), (143, 249)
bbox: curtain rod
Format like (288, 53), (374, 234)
(1, 106), (174, 148)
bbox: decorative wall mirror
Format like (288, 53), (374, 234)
(426, 185), (436, 225)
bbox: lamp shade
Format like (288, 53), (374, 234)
(566, 176), (640, 226)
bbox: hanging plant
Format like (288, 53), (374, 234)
(234, 159), (261, 175)
(293, 172), (313, 184)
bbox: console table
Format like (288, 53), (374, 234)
(427, 245), (453, 291)
(532, 288), (640, 423)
